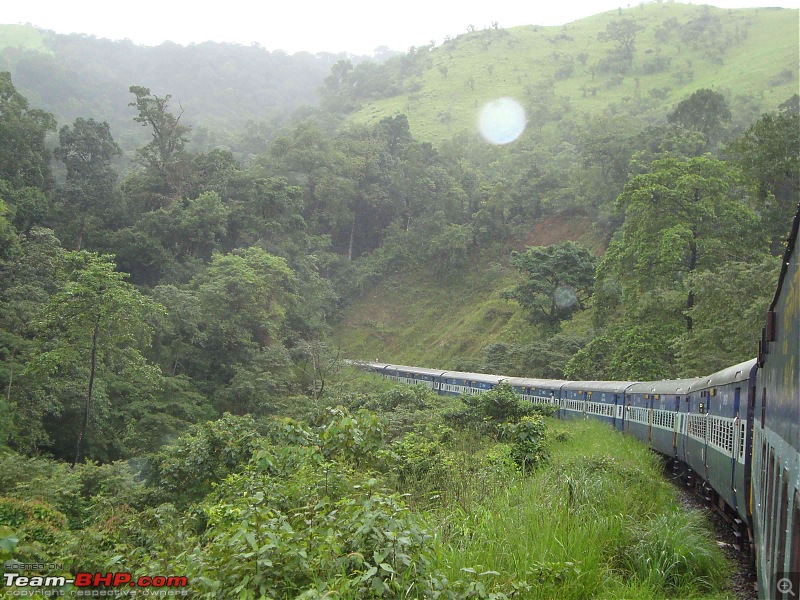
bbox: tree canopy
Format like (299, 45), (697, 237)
(504, 242), (597, 330)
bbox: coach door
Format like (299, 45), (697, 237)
(731, 387), (741, 497)
(673, 395), (680, 453)
(625, 395), (631, 432)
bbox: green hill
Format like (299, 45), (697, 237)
(349, 4), (799, 141)
(333, 4), (798, 372)
(0, 24), (51, 54)
(0, 26), (346, 154)
(335, 215), (603, 368)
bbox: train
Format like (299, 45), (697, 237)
(354, 207), (799, 599)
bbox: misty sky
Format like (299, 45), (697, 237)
(2, 0), (799, 55)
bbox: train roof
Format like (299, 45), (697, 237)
(687, 358), (758, 392)
(355, 361), (392, 371)
(561, 380), (637, 393)
(503, 377), (570, 389)
(382, 364), (448, 376)
(439, 371), (507, 384)
(767, 200), (800, 315)
(628, 378), (705, 395)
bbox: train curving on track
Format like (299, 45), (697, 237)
(355, 208), (799, 599)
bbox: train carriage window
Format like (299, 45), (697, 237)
(738, 422), (746, 459)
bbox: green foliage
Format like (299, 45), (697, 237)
(485, 333), (589, 379)
(391, 432), (446, 484)
(676, 255), (781, 375)
(597, 18), (645, 71)
(500, 415), (548, 473)
(20, 252), (162, 462)
(667, 89), (731, 149)
(0, 23), (788, 599)
(589, 155), (767, 377)
(0, 72), (56, 191)
(318, 407), (387, 468)
(128, 85), (192, 203)
(0, 496), (66, 546)
(726, 95), (800, 253)
(53, 117), (120, 250)
(431, 419), (731, 599)
(447, 383), (554, 435)
(504, 242), (596, 330)
(621, 511), (728, 593)
(147, 413), (263, 506)
(566, 320), (682, 380)
(0, 452), (142, 528)
(118, 374), (216, 456)
(185, 472), (435, 599)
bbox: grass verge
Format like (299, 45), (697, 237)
(428, 418), (732, 599)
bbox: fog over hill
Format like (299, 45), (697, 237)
(0, 3), (797, 159)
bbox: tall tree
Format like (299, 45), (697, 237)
(0, 72), (56, 192)
(0, 228), (67, 451)
(128, 85), (192, 206)
(23, 252), (161, 463)
(600, 156), (764, 334)
(726, 95), (800, 253)
(54, 118), (121, 250)
(503, 241), (597, 330)
(667, 89), (731, 150)
(597, 18), (645, 70)
(676, 255), (781, 375)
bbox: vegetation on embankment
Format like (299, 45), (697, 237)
(434, 417), (731, 599)
(334, 215), (601, 370)
(1, 380), (733, 598)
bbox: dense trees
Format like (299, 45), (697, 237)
(128, 85), (192, 205)
(0, 72), (56, 193)
(0, 29), (794, 595)
(54, 118), (121, 250)
(24, 252), (161, 463)
(726, 95), (800, 252)
(572, 155), (773, 379)
(0, 52), (794, 460)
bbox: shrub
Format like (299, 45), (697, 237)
(0, 496), (66, 546)
(500, 415), (549, 473)
(446, 383), (548, 433)
(146, 413), (263, 507)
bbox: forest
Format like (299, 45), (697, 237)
(0, 4), (798, 598)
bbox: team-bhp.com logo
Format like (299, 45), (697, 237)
(3, 572), (188, 596)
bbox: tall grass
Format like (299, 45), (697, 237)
(428, 419), (732, 599)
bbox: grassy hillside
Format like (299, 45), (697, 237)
(0, 24), (52, 54)
(335, 216), (602, 367)
(351, 3), (799, 142)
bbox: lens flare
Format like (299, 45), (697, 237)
(554, 285), (578, 310)
(478, 97), (526, 145)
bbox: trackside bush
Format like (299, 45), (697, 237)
(500, 415), (548, 473)
(446, 383), (554, 434)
